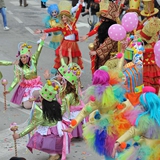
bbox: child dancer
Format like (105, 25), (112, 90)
(60, 63), (85, 138)
(13, 80), (71, 160)
(112, 86), (160, 160)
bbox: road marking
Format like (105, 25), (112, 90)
(25, 27), (35, 35)
(13, 16), (23, 23)
(7, 10), (13, 15)
(82, 57), (91, 64)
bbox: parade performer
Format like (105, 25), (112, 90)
(135, 2), (160, 94)
(12, 80), (71, 160)
(43, 4), (63, 51)
(63, 65), (132, 159)
(112, 86), (160, 159)
(80, 0), (122, 73)
(4, 34), (47, 109)
(60, 62), (85, 138)
(35, 0), (84, 73)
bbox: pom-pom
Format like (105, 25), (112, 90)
(133, 142), (139, 146)
(120, 142), (127, 149)
(116, 53), (123, 59)
(137, 38), (142, 42)
(90, 95), (96, 101)
(117, 104), (124, 110)
(130, 35), (134, 40)
(137, 42), (141, 46)
(126, 143), (131, 149)
(70, 119), (77, 126)
(94, 111), (101, 120)
(55, 19), (59, 23)
(133, 136), (140, 142)
(99, 65), (109, 72)
(142, 86), (156, 93)
(86, 106), (93, 113)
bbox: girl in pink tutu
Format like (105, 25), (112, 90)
(4, 34), (47, 109)
(13, 80), (72, 160)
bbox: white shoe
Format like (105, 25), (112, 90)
(4, 26), (9, 31)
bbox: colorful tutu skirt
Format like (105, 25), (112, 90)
(11, 76), (42, 105)
(54, 39), (83, 69)
(82, 111), (131, 159)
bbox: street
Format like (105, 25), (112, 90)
(0, 0), (105, 160)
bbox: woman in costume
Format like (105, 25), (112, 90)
(112, 86), (160, 159)
(35, 0), (84, 73)
(4, 34), (47, 109)
(60, 62), (85, 138)
(63, 66), (132, 159)
(12, 80), (71, 160)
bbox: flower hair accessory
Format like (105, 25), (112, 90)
(68, 62), (82, 78)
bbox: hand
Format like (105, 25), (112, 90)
(41, 33), (47, 41)
(111, 142), (120, 158)
(62, 127), (73, 133)
(80, 35), (88, 42)
(13, 133), (20, 140)
(12, 59), (19, 65)
(3, 90), (10, 95)
(34, 29), (41, 34)
(89, 51), (96, 56)
(43, 70), (50, 80)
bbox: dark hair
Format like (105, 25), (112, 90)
(18, 56), (31, 68)
(42, 99), (62, 122)
(98, 20), (116, 44)
(9, 157), (26, 160)
(65, 81), (79, 103)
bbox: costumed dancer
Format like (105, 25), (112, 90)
(43, 4), (63, 51)
(60, 62), (85, 138)
(4, 34), (47, 109)
(80, 0), (124, 74)
(135, 4), (160, 94)
(12, 80), (72, 160)
(112, 86), (160, 159)
(35, 0), (84, 73)
(63, 65), (133, 159)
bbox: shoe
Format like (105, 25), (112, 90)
(48, 154), (60, 160)
(20, 4), (22, 6)
(4, 26), (9, 31)
(24, 4), (28, 7)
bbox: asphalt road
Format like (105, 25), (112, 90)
(0, 0), (105, 160)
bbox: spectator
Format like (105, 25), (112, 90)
(19, 0), (28, 7)
(0, 0), (9, 31)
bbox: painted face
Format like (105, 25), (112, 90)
(52, 10), (58, 18)
(20, 55), (29, 64)
(61, 15), (68, 24)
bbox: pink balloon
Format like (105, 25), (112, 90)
(108, 24), (126, 41)
(121, 12), (138, 32)
(154, 40), (160, 67)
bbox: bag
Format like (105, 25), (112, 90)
(90, 0), (100, 10)
(123, 64), (143, 93)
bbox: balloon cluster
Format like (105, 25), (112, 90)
(108, 12), (139, 41)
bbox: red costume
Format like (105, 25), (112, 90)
(44, 4), (83, 69)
